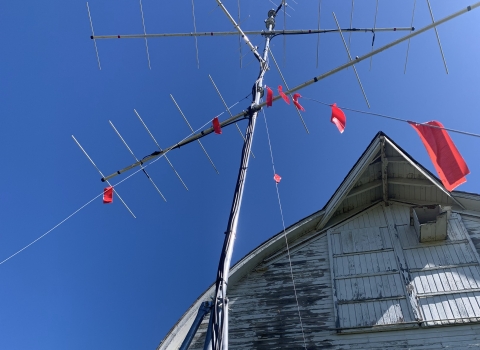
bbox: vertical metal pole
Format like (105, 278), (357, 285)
(222, 298), (229, 350)
(208, 9), (275, 350)
(180, 301), (212, 350)
(203, 308), (214, 350)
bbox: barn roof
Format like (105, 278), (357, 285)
(157, 131), (480, 350)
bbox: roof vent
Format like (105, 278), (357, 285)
(410, 205), (450, 243)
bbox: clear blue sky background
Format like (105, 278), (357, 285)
(0, 1), (479, 349)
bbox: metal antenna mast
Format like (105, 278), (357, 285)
(80, 2), (480, 349)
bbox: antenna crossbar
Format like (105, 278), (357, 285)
(100, 2), (480, 183)
(72, 135), (136, 217)
(109, 121), (167, 202)
(86, 2), (101, 70)
(133, 109), (189, 191)
(215, 0), (263, 62)
(208, 74), (255, 158)
(90, 27), (413, 40)
(170, 94), (220, 174)
(333, 12), (370, 108)
(268, 48), (309, 133)
(427, 0), (449, 74)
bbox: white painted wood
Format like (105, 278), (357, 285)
(327, 229), (341, 330)
(385, 138), (466, 210)
(383, 204), (421, 322)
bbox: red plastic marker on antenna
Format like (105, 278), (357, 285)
(212, 117), (222, 134)
(266, 86), (273, 107)
(273, 174), (282, 183)
(103, 186), (113, 203)
(293, 93), (305, 111)
(278, 86), (290, 105)
(331, 103), (346, 133)
(409, 120), (469, 191)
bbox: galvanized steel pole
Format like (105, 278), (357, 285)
(207, 8), (276, 350)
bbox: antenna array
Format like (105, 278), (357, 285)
(78, 1), (480, 349)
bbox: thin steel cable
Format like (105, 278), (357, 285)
(261, 108), (308, 349)
(268, 48), (309, 133)
(0, 118), (214, 267)
(1, 92), (251, 266)
(304, 97), (480, 138)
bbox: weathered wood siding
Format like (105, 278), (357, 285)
(390, 205), (480, 326)
(186, 205), (480, 349)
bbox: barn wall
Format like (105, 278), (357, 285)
(187, 205), (480, 349)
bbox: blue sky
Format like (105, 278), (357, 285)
(1, 1), (480, 349)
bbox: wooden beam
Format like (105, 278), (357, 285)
(323, 200), (383, 229)
(381, 137), (389, 204)
(387, 156), (409, 163)
(384, 138), (466, 209)
(389, 178), (436, 187)
(345, 179), (382, 199)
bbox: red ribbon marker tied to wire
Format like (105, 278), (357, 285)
(278, 86), (290, 105)
(212, 117), (222, 134)
(293, 93), (305, 111)
(266, 86), (273, 107)
(273, 174), (282, 183)
(330, 103), (346, 133)
(409, 120), (470, 191)
(103, 186), (113, 204)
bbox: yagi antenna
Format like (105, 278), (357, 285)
(97, 3), (477, 184)
(81, 2), (480, 349)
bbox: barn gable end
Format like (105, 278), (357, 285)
(158, 133), (480, 349)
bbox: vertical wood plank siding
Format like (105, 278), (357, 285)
(185, 205), (480, 349)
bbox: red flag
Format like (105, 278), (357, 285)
(292, 93), (305, 111)
(212, 117), (222, 134)
(103, 186), (113, 204)
(278, 86), (290, 105)
(266, 86), (273, 107)
(273, 174), (282, 183)
(409, 121), (469, 191)
(331, 103), (346, 133)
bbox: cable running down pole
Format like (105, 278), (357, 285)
(207, 9), (277, 350)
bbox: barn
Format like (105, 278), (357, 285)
(157, 131), (480, 349)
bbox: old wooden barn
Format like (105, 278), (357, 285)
(158, 132), (480, 349)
